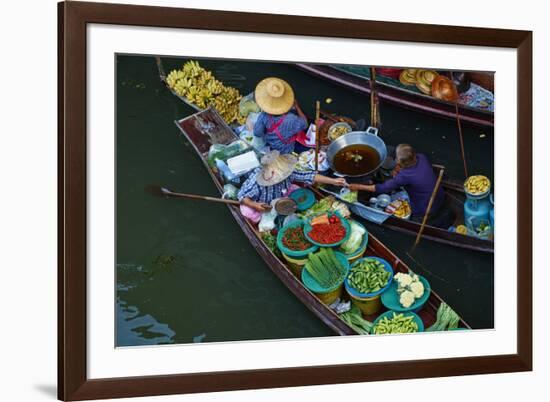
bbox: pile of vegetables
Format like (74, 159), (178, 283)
(340, 221), (366, 255)
(347, 258), (391, 294)
(307, 214), (347, 244)
(302, 196), (350, 219)
(340, 190), (358, 204)
(339, 305), (373, 335)
(426, 303), (461, 331)
(373, 312), (419, 334)
(394, 272), (425, 308)
(305, 248), (346, 289)
(282, 226), (313, 251)
(261, 231), (281, 258)
(238, 95), (260, 118)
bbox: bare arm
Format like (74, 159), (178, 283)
(313, 175), (348, 187)
(241, 197), (272, 212)
(348, 183), (376, 192)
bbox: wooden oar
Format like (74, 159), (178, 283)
(314, 100), (321, 171)
(413, 169), (445, 248)
(145, 185), (240, 206)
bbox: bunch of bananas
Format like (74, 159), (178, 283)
(166, 60), (245, 124)
(464, 175), (491, 195)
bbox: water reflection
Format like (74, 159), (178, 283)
(116, 265), (176, 346)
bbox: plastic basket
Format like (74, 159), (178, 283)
(371, 310), (424, 334)
(381, 275), (431, 313)
(289, 188), (316, 211)
(303, 211), (351, 247)
(282, 252), (308, 278)
(345, 257), (394, 298)
(276, 220), (318, 258)
(301, 251), (350, 304)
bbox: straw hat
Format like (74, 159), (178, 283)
(431, 75), (458, 102)
(256, 150), (298, 186)
(415, 70), (439, 95)
(399, 69), (417, 86)
(255, 77), (295, 115)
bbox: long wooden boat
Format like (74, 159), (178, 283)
(295, 63), (494, 128)
(156, 57), (493, 253)
(321, 181), (494, 254)
(318, 112), (493, 253)
(173, 107), (469, 334)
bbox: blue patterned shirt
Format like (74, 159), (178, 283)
(253, 111), (308, 154)
(237, 168), (317, 203)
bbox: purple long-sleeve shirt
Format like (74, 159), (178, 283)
(375, 153), (444, 217)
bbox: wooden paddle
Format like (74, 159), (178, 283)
(413, 169), (445, 248)
(146, 185), (241, 206)
(314, 100), (321, 171)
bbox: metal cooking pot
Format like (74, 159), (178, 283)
(326, 127), (388, 177)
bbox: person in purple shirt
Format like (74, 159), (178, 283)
(349, 144), (450, 226)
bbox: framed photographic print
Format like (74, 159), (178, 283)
(58, 1), (532, 400)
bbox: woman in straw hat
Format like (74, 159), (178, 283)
(253, 77), (309, 155)
(238, 150), (347, 215)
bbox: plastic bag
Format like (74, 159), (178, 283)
(340, 221), (366, 254)
(222, 184), (239, 200)
(258, 200), (279, 232)
(339, 188), (358, 203)
(246, 112), (260, 132)
(239, 93), (260, 118)
(207, 140), (250, 166)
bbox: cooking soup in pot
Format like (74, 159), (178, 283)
(333, 144), (381, 176)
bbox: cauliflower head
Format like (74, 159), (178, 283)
(394, 272), (413, 288)
(410, 280), (425, 298)
(399, 290), (416, 308)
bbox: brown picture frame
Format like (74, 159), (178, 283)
(58, 1), (532, 400)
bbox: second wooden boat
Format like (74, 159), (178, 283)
(295, 63), (494, 128)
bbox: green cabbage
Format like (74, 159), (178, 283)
(239, 96), (260, 117)
(340, 221), (366, 254)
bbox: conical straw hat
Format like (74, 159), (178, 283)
(255, 77), (295, 115)
(256, 150), (298, 186)
(431, 75), (458, 102)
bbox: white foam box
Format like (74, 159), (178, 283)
(227, 151), (259, 176)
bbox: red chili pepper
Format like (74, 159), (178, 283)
(308, 221), (346, 244)
(282, 227), (312, 251)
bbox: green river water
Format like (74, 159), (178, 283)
(116, 55), (493, 346)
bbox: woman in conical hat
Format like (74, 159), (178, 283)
(253, 77), (309, 155)
(238, 150), (348, 214)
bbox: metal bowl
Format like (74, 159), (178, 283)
(326, 129), (388, 177)
(327, 122), (352, 141)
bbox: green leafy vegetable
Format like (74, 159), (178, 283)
(426, 303), (462, 331)
(339, 305), (373, 334)
(340, 221), (366, 254)
(305, 248), (346, 289)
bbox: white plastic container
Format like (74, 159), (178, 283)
(227, 151), (259, 176)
